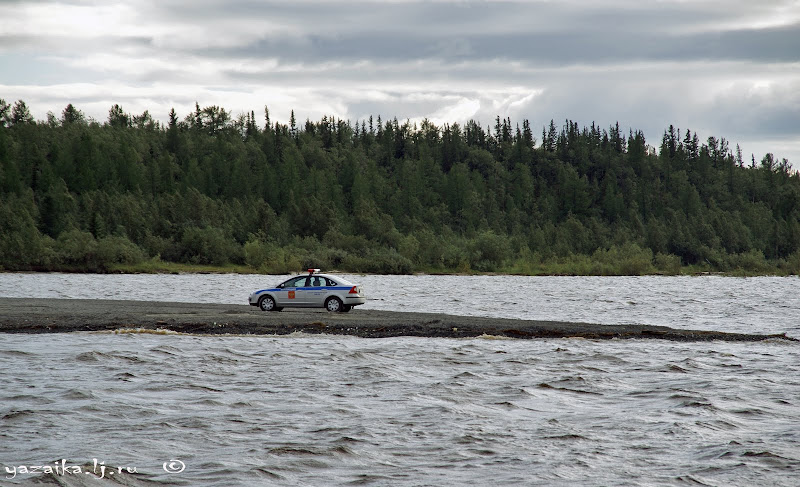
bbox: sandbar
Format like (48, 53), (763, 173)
(0, 298), (794, 341)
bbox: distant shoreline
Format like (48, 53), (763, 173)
(2, 265), (798, 277)
(0, 298), (795, 342)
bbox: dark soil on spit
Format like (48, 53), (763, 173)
(0, 298), (795, 342)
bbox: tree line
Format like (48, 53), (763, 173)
(1, 98), (798, 275)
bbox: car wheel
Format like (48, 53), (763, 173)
(325, 296), (343, 312)
(341, 305), (352, 313)
(258, 295), (276, 311)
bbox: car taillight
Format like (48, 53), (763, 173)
(349, 286), (358, 294)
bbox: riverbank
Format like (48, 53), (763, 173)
(4, 256), (798, 277)
(0, 298), (794, 341)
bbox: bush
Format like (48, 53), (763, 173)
(415, 229), (446, 267)
(342, 248), (413, 274)
(654, 253), (682, 275)
(57, 228), (98, 267)
(141, 234), (176, 260)
(441, 242), (468, 270)
(557, 253), (595, 275)
(322, 229), (372, 254)
(467, 230), (511, 271)
(96, 235), (146, 265)
(617, 243), (654, 275)
(179, 226), (241, 265)
(398, 234), (420, 264)
(0, 199), (56, 269)
(244, 238), (270, 269)
(724, 250), (771, 273)
(509, 246), (543, 275)
(244, 238), (302, 274)
(591, 243), (654, 275)
(780, 250), (800, 275)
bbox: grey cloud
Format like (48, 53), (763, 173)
(198, 22), (800, 66)
(2, 0), (798, 163)
(706, 82), (800, 138)
(668, 24), (800, 63)
(146, 1), (785, 36)
(8, 1), (798, 67)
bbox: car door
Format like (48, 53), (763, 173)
(305, 276), (327, 306)
(275, 276), (309, 306)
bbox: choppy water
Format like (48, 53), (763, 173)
(1, 274), (799, 486)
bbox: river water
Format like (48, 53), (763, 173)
(1, 274), (799, 486)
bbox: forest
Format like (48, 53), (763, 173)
(1, 98), (799, 275)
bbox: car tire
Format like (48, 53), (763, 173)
(258, 295), (276, 311)
(325, 296), (343, 312)
(341, 305), (352, 313)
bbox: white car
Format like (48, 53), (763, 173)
(249, 269), (366, 312)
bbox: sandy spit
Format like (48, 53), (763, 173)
(0, 298), (795, 342)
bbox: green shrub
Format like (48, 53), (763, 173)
(300, 246), (348, 270)
(441, 242), (467, 270)
(398, 234), (420, 264)
(509, 246), (543, 275)
(57, 228), (98, 267)
(244, 238), (302, 274)
(617, 243), (654, 275)
(558, 253), (595, 275)
(415, 229), (446, 267)
(725, 250), (771, 273)
(96, 235), (145, 265)
(0, 200), (56, 269)
(467, 230), (511, 271)
(322, 229), (372, 254)
(244, 238), (270, 269)
(780, 250), (800, 275)
(179, 226), (241, 265)
(654, 253), (682, 275)
(141, 234), (175, 259)
(342, 248), (413, 274)
(591, 243), (654, 275)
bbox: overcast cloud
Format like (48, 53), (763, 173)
(1, 0), (799, 163)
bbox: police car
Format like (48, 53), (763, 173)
(249, 269), (366, 312)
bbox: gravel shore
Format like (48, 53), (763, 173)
(0, 297), (794, 341)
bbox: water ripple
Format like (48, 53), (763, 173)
(2, 275), (800, 485)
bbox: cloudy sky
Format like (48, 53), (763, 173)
(2, 0), (799, 163)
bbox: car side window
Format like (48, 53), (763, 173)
(325, 278), (337, 286)
(285, 277), (307, 288)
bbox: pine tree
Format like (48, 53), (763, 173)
(546, 120), (557, 152)
(10, 100), (34, 125)
(61, 104), (84, 125)
(0, 98), (10, 127)
(522, 119), (534, 149)
(166, 108), (179, 153)
(108, 104), (129, 128)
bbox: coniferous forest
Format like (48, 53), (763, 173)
(1, 98), (799, 275)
